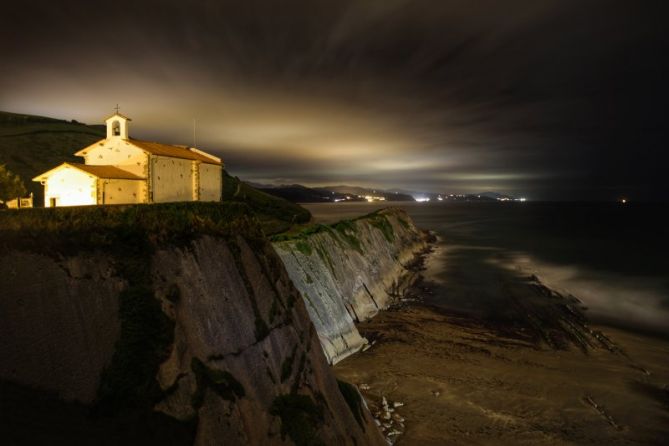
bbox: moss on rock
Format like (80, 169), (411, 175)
(295, 240), (313, 256)
(369, 214), (395, 242)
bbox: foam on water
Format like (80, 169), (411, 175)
(304, 201), (669, 336)
(494, 253), (669, 335)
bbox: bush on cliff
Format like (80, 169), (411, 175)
(0, 201), (263, 253)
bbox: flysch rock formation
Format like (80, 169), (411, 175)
(272, 208), (427, 364)
(0, 203), (385, 446)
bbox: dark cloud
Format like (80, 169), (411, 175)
(1, 0), (667, 200)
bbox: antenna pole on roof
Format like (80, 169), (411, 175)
(193, 118), (196, 149)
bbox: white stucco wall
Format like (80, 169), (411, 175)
(81, 141), (147, 177)
(151, 156), (194, 203)
(43, 167), (97, 207)
(99, 179), (146, 205)
(198, 164), (222, 201)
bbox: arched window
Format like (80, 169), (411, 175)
(112, 120), (120, 136)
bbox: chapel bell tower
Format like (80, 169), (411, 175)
(105, 107), (131, 140)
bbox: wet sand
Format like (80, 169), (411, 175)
(333, 241), (669, 445)
(335, 302), (669, 445)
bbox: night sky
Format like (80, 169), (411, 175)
(1, 0), (667, 200)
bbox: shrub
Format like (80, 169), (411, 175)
(270, 394), (324, 446)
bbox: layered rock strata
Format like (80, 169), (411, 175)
(272, 208), (427, 364)
(0, 203), (385, 445)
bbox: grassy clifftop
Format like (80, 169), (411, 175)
(0, 202), (263, 253)
(271, 208), (406, 244)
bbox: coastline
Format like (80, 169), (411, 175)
(333, 234), (669, 445)
(272, 208), (429, 365)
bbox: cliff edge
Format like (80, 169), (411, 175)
(272, 208), (428, 364)
(0, 203), (384, 445)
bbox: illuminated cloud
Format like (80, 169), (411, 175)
(1, 0), (665, 199)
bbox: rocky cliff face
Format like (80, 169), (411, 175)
(272, 208), (427, 364)
(0, 203), (385, 445)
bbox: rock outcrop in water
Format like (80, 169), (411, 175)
(0, 203), (385, 445)
(272, 208), (428, 364)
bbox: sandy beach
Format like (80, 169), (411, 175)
(335, 304), (669, 445)
(334, 243), (669, 445)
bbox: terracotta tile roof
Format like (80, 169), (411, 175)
(104, 112), (132, 121)
(67, 163), (145, 179)
(130, 139), (222, 165)
(33, 163), (144, 181)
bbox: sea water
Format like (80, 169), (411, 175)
(303, 201), (669, 336)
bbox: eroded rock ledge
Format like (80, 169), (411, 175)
(0, 203), (385, 445)
(272, 208), (429, 364)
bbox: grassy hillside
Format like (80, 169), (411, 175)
(222, 170), (311, 234)
(0, 111), (105, 203)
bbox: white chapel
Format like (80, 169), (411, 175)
(33, 112), (223, 207)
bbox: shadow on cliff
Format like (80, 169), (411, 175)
(0, 380), (195, 446)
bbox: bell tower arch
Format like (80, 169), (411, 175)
(105, 107), (131, 139)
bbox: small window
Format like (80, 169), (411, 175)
(112, 120), (121, 136)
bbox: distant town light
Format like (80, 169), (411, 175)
(621, 198), (627, 204)
(363, 195), (386, 202)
